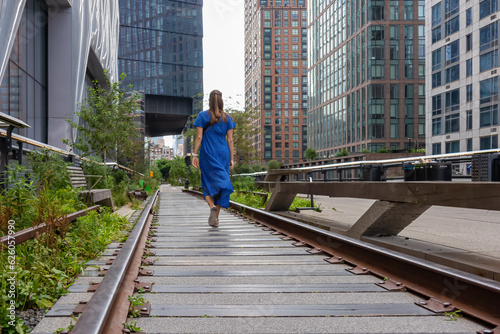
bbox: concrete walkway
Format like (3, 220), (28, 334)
(283, 195), (500, 281)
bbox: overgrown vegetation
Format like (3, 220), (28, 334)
(0, 148), (157, 331)
(0, 207), (128, 333)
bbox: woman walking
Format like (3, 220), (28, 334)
(192, 90), (236, 226)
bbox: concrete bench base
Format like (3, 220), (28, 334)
(81, 189), (115, 210)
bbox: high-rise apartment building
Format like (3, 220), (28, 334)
(308, 1), (426, 158)
(119, 0), (203, 140)
(245, 0), (308, 164)
(426, 0), (499, 154)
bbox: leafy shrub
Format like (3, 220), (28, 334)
(0, 164), (37, 232)
(377, 148), (392, 153)
(233, 163), (252, 174)
(232, 176), (255, 192)
(187, 165), (201, 187)
(28, 149), (70, 190)
(267, 160), (282, 170)
(334, 149), (349, 157)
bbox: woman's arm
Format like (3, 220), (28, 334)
(192, 126), (203, 169)
(227, 128), (234, 170)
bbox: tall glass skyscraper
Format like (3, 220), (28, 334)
(118, 0), (204, 138)
(308, 0), (426, 158)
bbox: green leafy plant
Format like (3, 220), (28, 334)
(128, 294), (147, 318)
(124, 320), (143, 332)
(444, 310), (462, 321)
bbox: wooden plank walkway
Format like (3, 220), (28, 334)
(129, 191), (482, 334)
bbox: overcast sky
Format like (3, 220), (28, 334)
(202, 0), (245, 110)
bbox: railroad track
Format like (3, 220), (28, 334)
(34, 187), (499, 333)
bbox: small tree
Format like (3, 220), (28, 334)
(304, 148), (318, 161)
(64, 72), (141, 164)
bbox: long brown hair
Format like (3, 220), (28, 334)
(208, 90), (227, 125)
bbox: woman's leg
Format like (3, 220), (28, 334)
(204, 196), (215, 208)
(205, 196), (218, 226)
(216, 205), (221, 220)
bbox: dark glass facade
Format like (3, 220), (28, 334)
(0, 0), (48, 142)
(118, 0), (203, 101)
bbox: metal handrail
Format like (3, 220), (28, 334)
(71, 190), (159, 334)
(0, 129), (144, 176)
(232, 149), (500, 177)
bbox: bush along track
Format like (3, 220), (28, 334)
(0, 208), (130, 333)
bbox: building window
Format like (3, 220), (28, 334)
(445, 40), (460, 64)
(432, 117), (442, 135)
(466, 84), (473, 102)
(466, 8), (472, 26)
(445, 0), (460, 16)
(467, 138), (473, 151)
(432, 27), (442, 43)
(432, 143), (442, 155)
(432, 2), (441, 26)
(480, 0), (499, 19)
(479, 76), (499, 104)
(480, 49), (499, 72)
(466, 34), (472, 51)
(445, 16), (460, 37)
(432, 49), (442, 71)
(480, 105), (499, 127)
(479, 22), (498, 52)
(445, 89), (460, 112)
(445, 113), (460, 133)
(467, 59), (473, 77)
(480, 135), (499, 149)
(432, 95), (442, 116)
(432, 72), (442, 88)
(445, 140), (460, 153)
(445, 65), (459, 83)
(467, 109), (473, 130)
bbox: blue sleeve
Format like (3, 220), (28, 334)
(227, 114), (236, 130)
(193, 111), (207, 128)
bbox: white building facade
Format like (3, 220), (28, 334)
(426, 0), (499, 154)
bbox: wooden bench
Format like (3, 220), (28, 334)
(265, 181), (500, 239)
(67, 166), (114, 210)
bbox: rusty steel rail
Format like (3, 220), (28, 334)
(184, 188), (500, 328)
(71, 190), (159, 334)
(0, 205), (100, 248)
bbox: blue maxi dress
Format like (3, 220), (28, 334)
(193, 110), (236, 208)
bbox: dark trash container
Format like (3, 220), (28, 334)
(403, 163), (426, 181)
(362, 165), (385, 181)
(426, 163), (452, 181)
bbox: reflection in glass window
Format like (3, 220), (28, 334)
(445, 113), (460, 133)
(445, 65), (459, 83)
(432, 117), (442, 135)
(445, 89), (460, 111)
(480, 105), (499, 127)
(480, 49), (499, 72)
(445, 16), (460, 36)
(445, 40), (460, 64)
(479, 76), (499, 104)
(480, 0), (499, 19)
(432, 27), (442, 43)
(480, 22), (498, 52)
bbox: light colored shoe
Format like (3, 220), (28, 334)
(208, 207), (218, 226)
